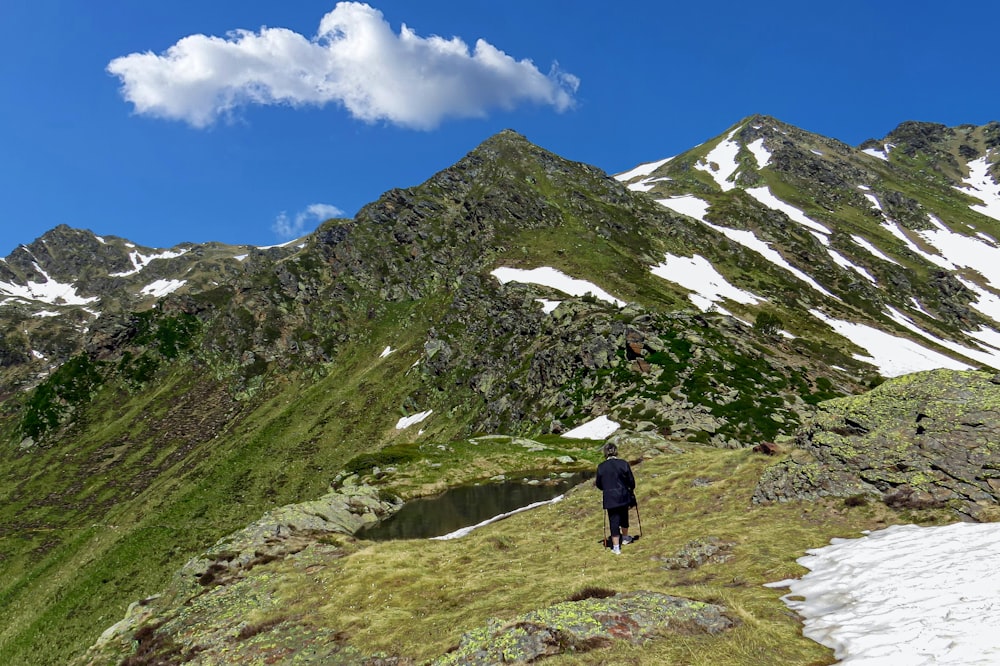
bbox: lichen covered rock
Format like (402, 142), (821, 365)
(652, 537), (737, 570)
(434, 591), (734, 665)
(754, 369), (1000, 519)
(77, 484), (400, 665)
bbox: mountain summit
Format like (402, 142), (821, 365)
(1, 116), (1000, 664)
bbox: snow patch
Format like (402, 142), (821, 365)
(909, 297), (937, 319)
(955, 156), (1000, 222)
(746, 138), (771, 169)
(651, 253), (761, 311)
(885, 306), (1000, 369)
(140, 279), (186, 297)
(863, 192), (883, 212)
(614, 157), (673, 182)
(968, 325), (1000, 354)
(809, 309), (970, 376)
(656, 195), (712, 222)
(861, 143), (893, 161)
(491, 267), (625, 307)
(626, 176), (672, 192)
(745, 187), (832, 238)
(828, 250), (877, 283)
(958, 278), (1000, 326)
(0, 263), (99, 306)
(379, 346), (394, 358)
(912, 214), (1000, 288)
(396, 410), (432, 430)
(709, 223), (835, 298)
(654, 196), (835, 298)
(695, 128), (742, 191)
(883, 221), (952, 269)
(562, 415), (620, 439)
(256, 236), (308, 250)
(110, 248), (189, 277)
(535, 299), (560, 314)
(767, 522), (1000, 665)
(851, 234), (899, 265)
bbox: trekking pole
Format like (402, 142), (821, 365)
(633, 500), (643, 538)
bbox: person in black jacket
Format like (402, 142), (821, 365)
(595, 442), (635, 555)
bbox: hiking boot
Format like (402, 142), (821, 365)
(612, 546), (621, 555)
(621, 535), (635, 545)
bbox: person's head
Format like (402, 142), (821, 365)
(603, 442), (618, 459)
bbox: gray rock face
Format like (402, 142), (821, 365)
(754, 370), (1000, 520)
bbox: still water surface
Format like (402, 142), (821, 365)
(357, 472), (591, 540)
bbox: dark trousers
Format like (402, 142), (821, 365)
(607, 505), (630, 540)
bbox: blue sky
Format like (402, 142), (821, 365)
(3, 1), (998, 256)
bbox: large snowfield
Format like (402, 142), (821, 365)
(768, 522), (1000, 665)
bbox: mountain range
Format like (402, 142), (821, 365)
(1, 114), (999, 665)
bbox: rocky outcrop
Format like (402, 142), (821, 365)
(420, 282), (855, 445)
(652, 537), (737, 570)
(434, 591), (734, 665)
(79, 483), (399, 665)
(754, 370), (1000, 520)
(175, 482), (400, 591)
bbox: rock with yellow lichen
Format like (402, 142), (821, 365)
(434, 591), (734, 665)
(754, 369), (1000, 520)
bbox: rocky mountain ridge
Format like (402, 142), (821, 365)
(1, 115), (1000, 664)
(617, 116), (1000, 373)
(0, 225), (301, 396)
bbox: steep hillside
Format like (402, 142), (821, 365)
(1, 116), (999, 664)
(618, 115), (1000, 376)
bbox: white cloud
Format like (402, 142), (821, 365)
(107, 2), (578, 129)
(272, 203), (343, 239)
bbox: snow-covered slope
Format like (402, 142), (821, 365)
(616, 115), (1000, 377)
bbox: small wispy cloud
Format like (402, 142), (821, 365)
(107, 2), (579, 129)
(272, 203), (343, 239)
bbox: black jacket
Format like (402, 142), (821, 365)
(595, 456), (635, 509)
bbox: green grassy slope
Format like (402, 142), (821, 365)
(0, 304), (451, 664)
(77, 442), (954, 665)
